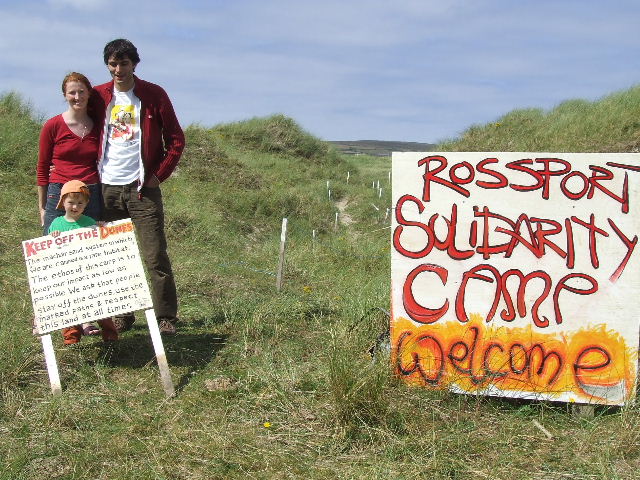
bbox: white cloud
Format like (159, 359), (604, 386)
(1, 0), (639, 141)
(47, 0), (107, 10)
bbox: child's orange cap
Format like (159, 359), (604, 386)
(56, 180), (91, 209)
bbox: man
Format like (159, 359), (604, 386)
(92, 38), (185, 335)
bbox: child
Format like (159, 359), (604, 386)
(48, 180), (119, 345)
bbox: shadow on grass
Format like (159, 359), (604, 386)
(95, 322), (228, 392)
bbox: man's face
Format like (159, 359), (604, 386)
(107, 55), (136, 91)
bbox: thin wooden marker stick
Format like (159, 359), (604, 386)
(326, 180), (330, 191)
(276, 218), (288, 291)
(41, 333), (62, 396)
(388, 171), (391, 184)
(385, 208), (390, 221)
(378, 188), (382, 198)
(532, 420), (553, 439)
(328, 189), (331, 200)
(347, 171), (350, 184)
(334, 212), (339, 231)
(145, 309), (175, 398)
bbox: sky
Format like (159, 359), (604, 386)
(1, 0), (639, 143)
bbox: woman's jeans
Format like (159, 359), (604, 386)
(42, 182), (102, 235)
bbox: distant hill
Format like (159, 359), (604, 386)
(329, 140), (436, 157)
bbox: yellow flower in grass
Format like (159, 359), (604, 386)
(303, 285), (312, 294)
(263, 422), (272, 428)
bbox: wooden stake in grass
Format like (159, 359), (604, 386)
(276, 217), (288, 292)
(41, 334), (62, 396)
(334, 212), (339, 231)
(532, 419), (553, 439)
(347, 171), (350, 184)
(145, 309), (175, 398)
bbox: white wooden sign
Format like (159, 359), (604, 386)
(22, 219), (174, 397)
(391, 152), (640, 405)
(23, 219), (152, 334)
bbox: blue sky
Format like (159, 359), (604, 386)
(1, 0), (638, 142)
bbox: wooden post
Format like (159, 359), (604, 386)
(334, 212), (339, 231)
(145, 309), (175, 398)
(371, 204), (380, 224)
(312, 229), (316, 249)
(347, 171), (350, 184)
(388, 171), (391, 184)
(328, 189), (332, 200)
(41, 334), (62, 396)
(276, 218), (288, 292)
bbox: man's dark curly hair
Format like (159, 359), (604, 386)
(103, 38), (141, 65)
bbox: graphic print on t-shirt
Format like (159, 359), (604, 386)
(109, 104), (138, 142)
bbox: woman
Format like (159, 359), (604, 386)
(37, 72), (102, 235)
(36, 72), (102, 336)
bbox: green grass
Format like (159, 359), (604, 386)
(437, 85), (640, 152)
(2, 88), (640, 479)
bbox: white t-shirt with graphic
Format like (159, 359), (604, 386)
(101, 88), (143, 185)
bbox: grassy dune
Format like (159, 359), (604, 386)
(1, 86), (640, 479)
(437, 86), (640, 152)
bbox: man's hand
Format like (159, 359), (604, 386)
(50, 230), (60, 238)
(145, 175), (160, 188)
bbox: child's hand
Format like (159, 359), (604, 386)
(50, 230), (60, 238)
(97, 221), (106, 227)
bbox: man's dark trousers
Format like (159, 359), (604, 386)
(102, 181), (178, 321)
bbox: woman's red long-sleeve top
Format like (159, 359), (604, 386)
(37, 114), (100, 186)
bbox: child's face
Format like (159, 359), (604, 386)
(62, 193), (87, 221)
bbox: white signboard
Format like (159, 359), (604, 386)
(391, 152), (640, 405)
(23, 219), (153, 334)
